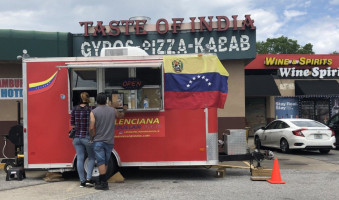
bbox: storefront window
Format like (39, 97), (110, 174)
(300, 101), (314, 119)
(274, 97), (331, 124)
(315, 100), (330, 124)
(275, 97), (299, 119)
(331, 97), (339, 116)
(300, 98), (329, 124)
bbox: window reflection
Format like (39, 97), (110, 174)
(72, 70), (96, 88)
(105, 68), (128, 87)
(136, 68), (161, 85)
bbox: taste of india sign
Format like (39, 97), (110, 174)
(73, 15), (256, 60)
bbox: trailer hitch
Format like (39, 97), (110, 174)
(251, 149), (274, 168)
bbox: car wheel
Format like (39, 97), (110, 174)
(319, 149), (330, 154)
(280, 139), (290, 153)
(254, 136), (261, 149)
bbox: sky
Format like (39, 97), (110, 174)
(1, 0), (338, 54)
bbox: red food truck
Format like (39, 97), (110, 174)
(22, 47), (246, 178)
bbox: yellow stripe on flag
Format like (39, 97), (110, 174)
(163, 55), (229, 76)
(29, 71), (58, 88)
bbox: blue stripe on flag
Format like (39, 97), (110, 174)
(165, 72), (228, 93)
(28, 75), (56, 91)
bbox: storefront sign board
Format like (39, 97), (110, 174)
(73, 16), (256, 60)
(0, 78), (23, 99)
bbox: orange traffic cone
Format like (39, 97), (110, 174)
(267, 158), (285, 184)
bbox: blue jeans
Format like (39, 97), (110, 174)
(73, 136), (95, 182)
(93, 142), (113, 166)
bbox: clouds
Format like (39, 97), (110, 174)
(0, 0), (338, 53)
(330, 0), (339, 5)
(250, 9), (284, 40)
(283, 10), (307, 21)
(294, 16), (339, 53)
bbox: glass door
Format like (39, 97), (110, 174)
(245, 97), (266, 136)
(315, 100), (329, 124)
(300, 100), (315, 119)
(300, 98), (330, 124)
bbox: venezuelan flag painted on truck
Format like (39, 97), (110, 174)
(163, 55), (229, 109)
(28, 70), (59, 95)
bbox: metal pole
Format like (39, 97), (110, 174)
(17, 101), (21, 125)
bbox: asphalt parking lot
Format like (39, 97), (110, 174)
(1, 167), (339, 200)
(1, 138), (339, 199)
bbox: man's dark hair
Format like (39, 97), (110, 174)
(96, 93), (107, 105)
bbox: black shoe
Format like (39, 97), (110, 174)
(85, 179), (95, 187)
(95, 182), (109, 190)
(80, 181), (86, 188)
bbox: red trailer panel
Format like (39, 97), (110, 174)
(23, 53), (227, 174)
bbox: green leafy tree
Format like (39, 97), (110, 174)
(331, 51), (339, 54)
(256, 36), (314, 54)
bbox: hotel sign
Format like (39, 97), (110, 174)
(0, 78), (23, 99)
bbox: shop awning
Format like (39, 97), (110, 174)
(245, 75), (281, 96)
(295, 80), (339, 95)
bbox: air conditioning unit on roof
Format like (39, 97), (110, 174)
(100, 47), (149, 57)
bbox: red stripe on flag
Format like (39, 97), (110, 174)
(28, 78), (57, 95)
(164, 91), (227, 110)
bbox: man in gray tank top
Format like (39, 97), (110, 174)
(89, 93), (127, 190)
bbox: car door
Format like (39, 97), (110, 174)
(269, 121), (288, 148)
(261, 121), (278, 147)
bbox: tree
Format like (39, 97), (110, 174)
(331, 51), (339, 54)
(256, 36), (314, 54)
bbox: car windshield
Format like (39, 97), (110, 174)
(290, 120), (327, 128)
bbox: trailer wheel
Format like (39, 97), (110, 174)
(84, 157), (100, 178)
(106, 155), (119, 179)
(84, 154), (118, 179)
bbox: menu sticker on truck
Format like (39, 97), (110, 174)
(114, 113), (165, 138)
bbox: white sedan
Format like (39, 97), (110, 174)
(254, 118), (336, 154)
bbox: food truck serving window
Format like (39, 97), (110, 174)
(70, 69), (97, 108)
(105, 68), (129, 86)
(67, 62), (164, 112)
(104, 66), (163, 111)
(72, 69), (97, 88)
